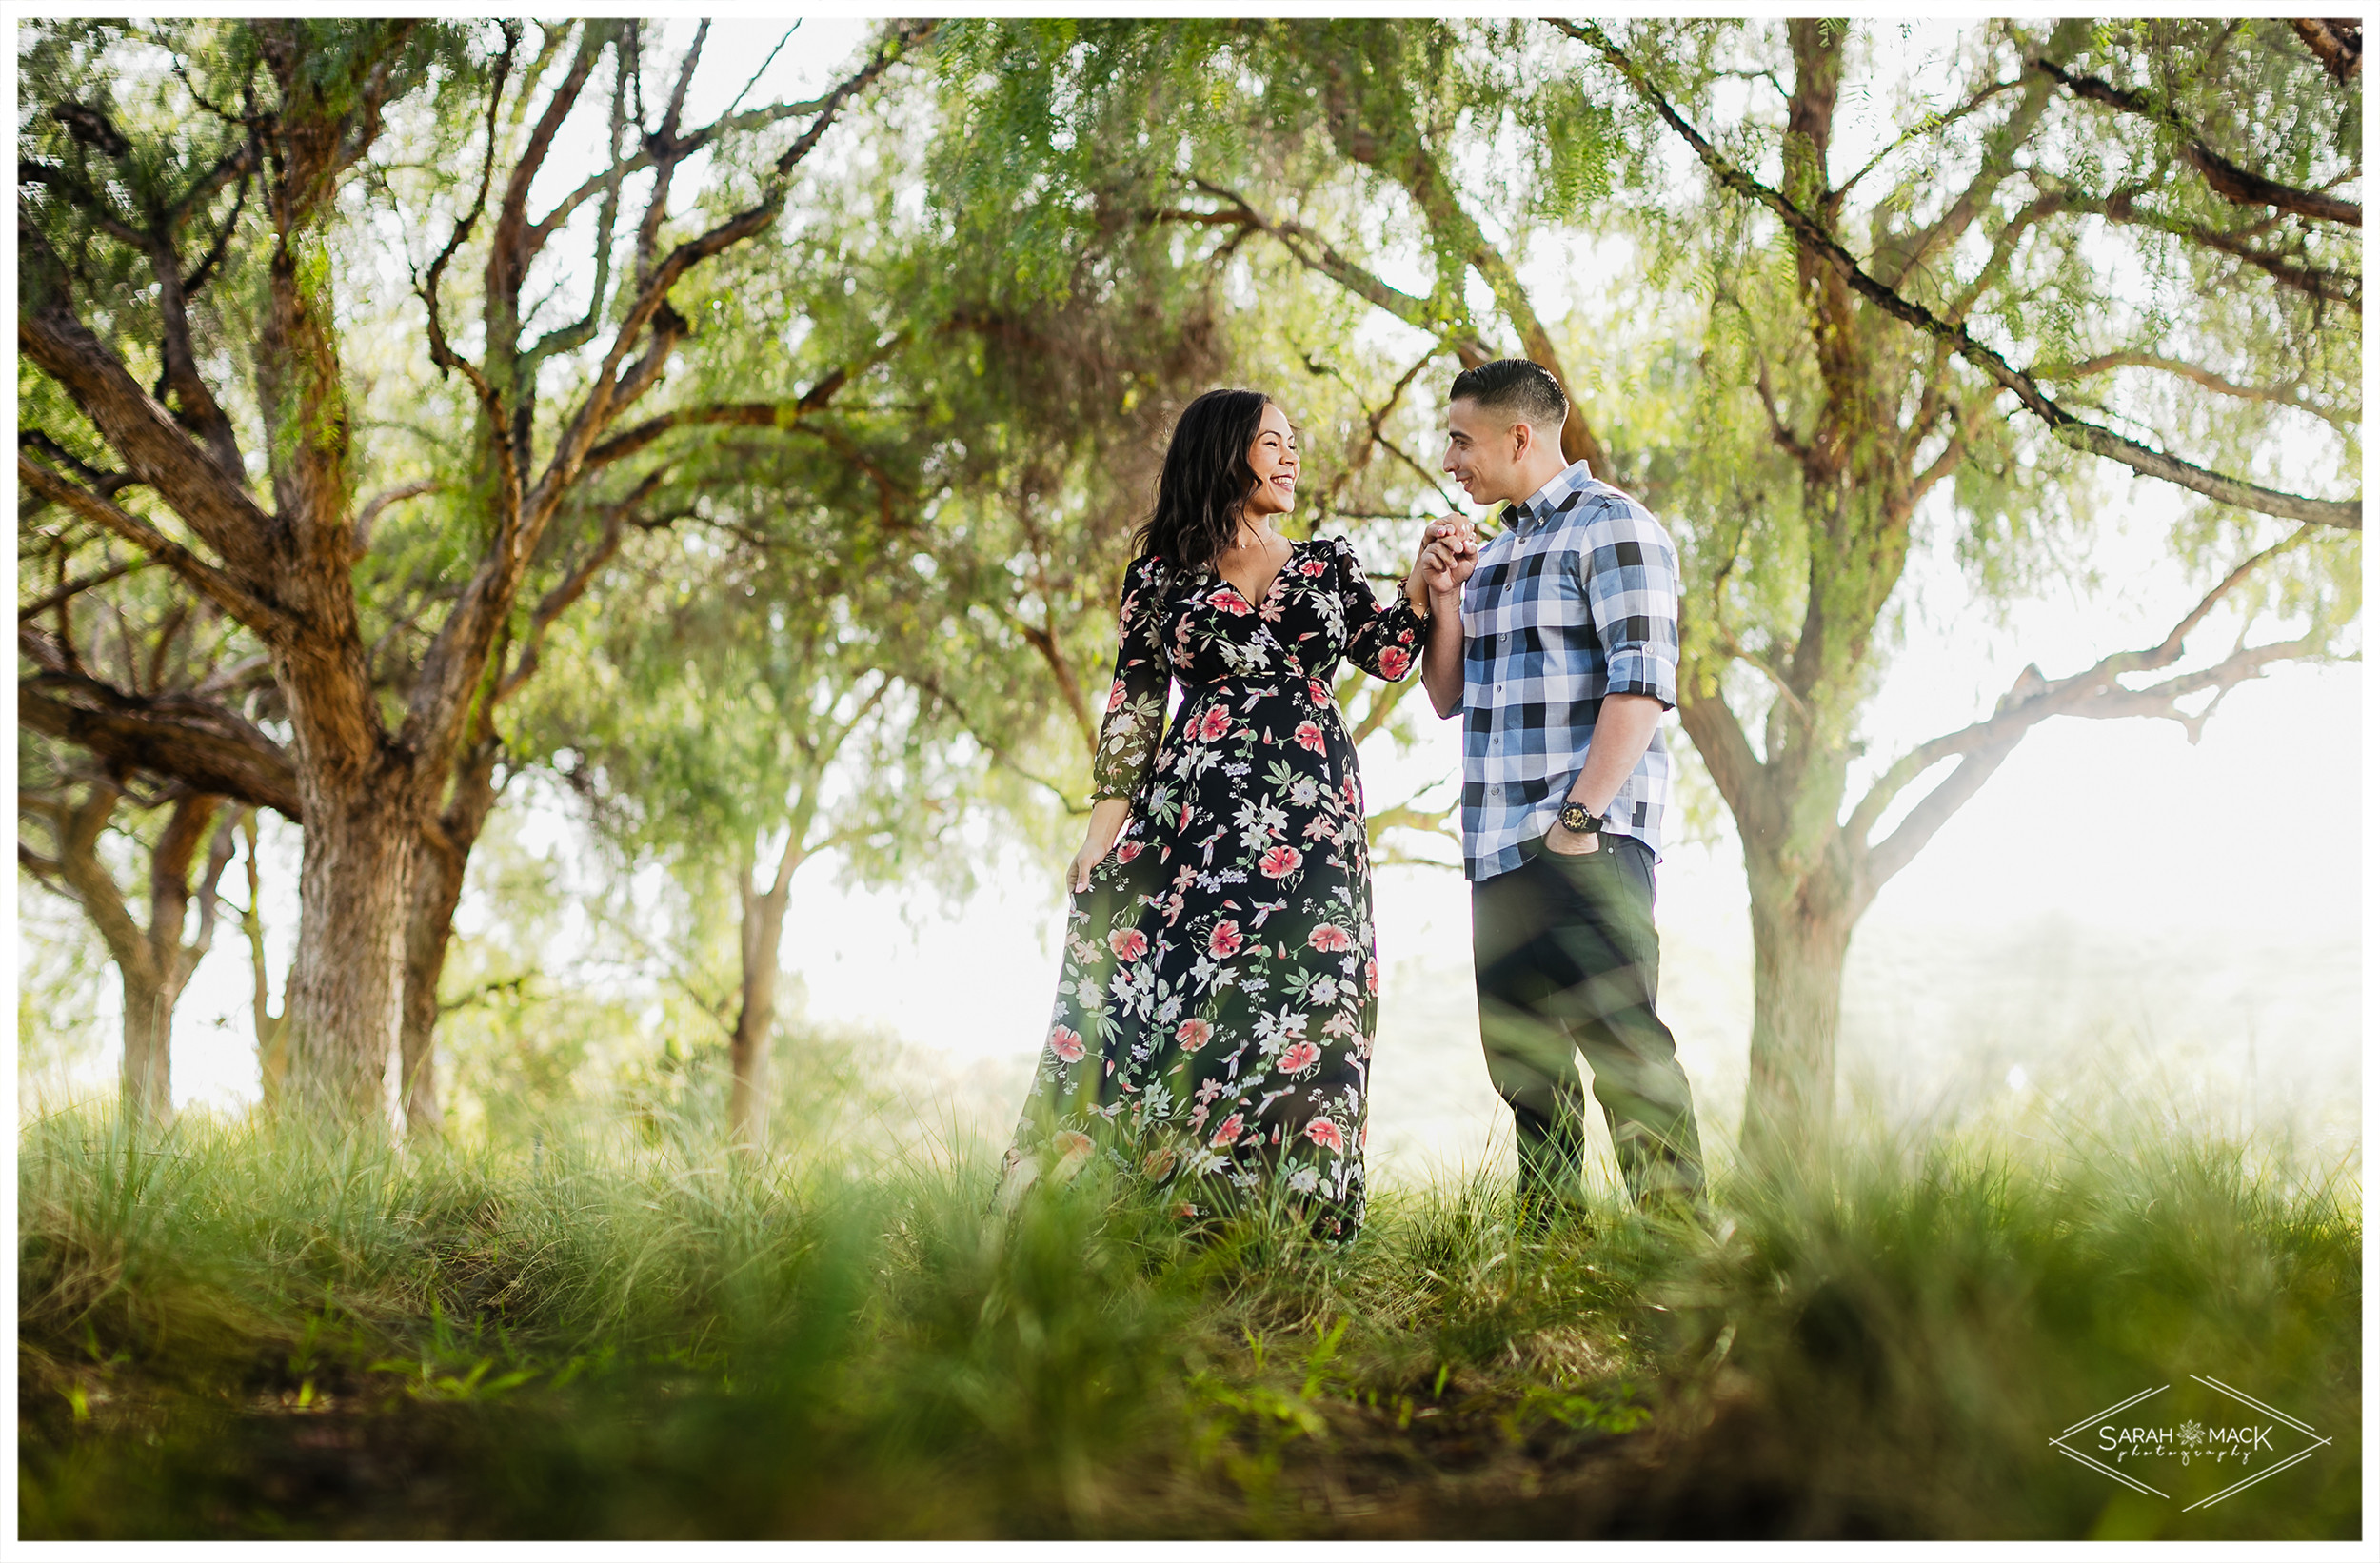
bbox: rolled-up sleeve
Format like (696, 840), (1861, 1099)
(1579, 503), (1680, 710)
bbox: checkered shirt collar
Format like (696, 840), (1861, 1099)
(1498, 460), (1598, 535)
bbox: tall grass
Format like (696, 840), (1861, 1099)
(16, 1093), (2359, 1539)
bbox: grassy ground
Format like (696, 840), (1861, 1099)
(16, 1100), (2361, 1540)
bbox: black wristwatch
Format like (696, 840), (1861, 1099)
(1557, 801), (1606, 837)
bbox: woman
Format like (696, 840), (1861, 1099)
(998, 388), (1435, 1238)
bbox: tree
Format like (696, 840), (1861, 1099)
(934, 19), (2359, 1167)
(18, 17), (934, 1129)
(17, 528), (257, 1121)
(547, 476), (975, 1148)
(17, 777), (239, 1123)
(1559, 17), (2359, 1166)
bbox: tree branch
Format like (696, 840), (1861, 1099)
(1560, 20), (2362, 531)
(2291, 19), (2363, 84)
(17, 455), (293, 638)
(526, 89), (841, 248)
(1830, 75), (2025, 209)
(48, 778), (154, 975)
(1675, 680), (1774, 840)
(583, 348), (880, 468)
(2036, 350), (2356, 431)
(18, 242), (287, 577)
(527, 22), (934, 524)
(18, 648), (302, 821)
(1177, 179), (1486, 358)
(420, 26), (522, 502)
(18, 556), (149, 620)
(2096, 187), (2360, 311)
(1850, 527), (2322, 887)
(911, 673), (1088, 815)
(491, 471), (654, 706)
(2034, 56), (2360, 227)
(350, 478), (442, 558)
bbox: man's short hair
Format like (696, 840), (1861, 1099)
(1450, 358), (1568, 433)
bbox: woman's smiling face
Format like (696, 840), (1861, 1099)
(1241, 401), (1299, 519)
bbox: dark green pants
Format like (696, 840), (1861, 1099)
(1471, 834), (1705, 1211)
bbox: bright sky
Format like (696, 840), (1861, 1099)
(18, 17), (2366, 1179)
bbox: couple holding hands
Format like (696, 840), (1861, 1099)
(999, 359), (1708, 1238)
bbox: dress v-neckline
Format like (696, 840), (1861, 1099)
(1215, 535), (1299, 611)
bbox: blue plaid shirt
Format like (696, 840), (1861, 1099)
(1455, 461), (1680, 880)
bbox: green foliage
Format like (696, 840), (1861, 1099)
(16, 1101), (2359, 1538)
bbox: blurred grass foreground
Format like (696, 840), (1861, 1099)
(18, 1094), (2359, 1541)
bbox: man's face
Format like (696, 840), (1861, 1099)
(1441, 396), (1524, 506)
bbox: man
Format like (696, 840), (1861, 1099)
(1411, 359), (1707, 1222)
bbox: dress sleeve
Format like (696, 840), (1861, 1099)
(1332, 535), (1425, 683)
(1089, 555), (1173, 802)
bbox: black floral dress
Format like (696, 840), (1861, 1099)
(1003, 534), (1426, 1237)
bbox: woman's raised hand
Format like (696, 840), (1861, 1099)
(1410, 516), (1478, 607)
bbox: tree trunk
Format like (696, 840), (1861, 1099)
(238, 812), (291, 1110)
(727, 833), (804, 1149)
(116, 967), (172, 1122)
(397, 741), (506, 1139)
(1739, 856), (1856, 1177)
(397, 850), (462, 1139)
(35, 782), (236, 1125)
(281, 778), (418, 1126)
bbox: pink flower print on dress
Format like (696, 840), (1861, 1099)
(1207, 586), (1251, 616)
(1299, 558), (1328, 577)
(1116, 841), (1144, 865)
(1207, 920), (1243, 960)
(1049, 1026), (1085, 1063)
(1377, 645), (1412, 680)
(1108, 929), (1149, 961)
(1303, 1118), (1346, 1152)
(1176, 1018), (1214, 1051)
(1278, 1040), (1322, 1076)
(1306, 678), (1332, 707)
(1195, 706), (1233, 742)
(1307, 924), (1354, 953)
(1143, 1145), (1179, 1180)
(1258, 845), (1302, 879)
(1106, 678), (1129, 713)
(1209, 1112), (1244, 1149)
(1294, 722), (1326, 753)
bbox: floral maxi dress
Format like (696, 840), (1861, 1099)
(1003, 535), (1426, 1237)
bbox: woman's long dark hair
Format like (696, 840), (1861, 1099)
(1134, 388), (1271, 571)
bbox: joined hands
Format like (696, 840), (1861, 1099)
(1404, 515), (1480, 613)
